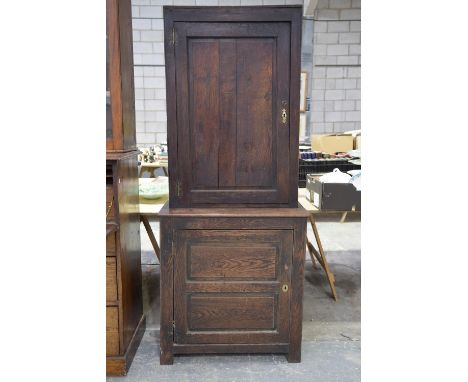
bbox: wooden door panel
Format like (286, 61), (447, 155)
(174, 229), (292, 345)
(189, 295), (276, 330)
(236, 38), (275, 187)
(173, 22), (290, 206)
(189, 40), (220, 188)
(218, 39), (237, 187)
(189, 245), (277, 280)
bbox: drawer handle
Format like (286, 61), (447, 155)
(282, 284), (289, 292)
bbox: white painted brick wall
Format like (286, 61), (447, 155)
(330, 0), (350, 8)
(311, 0), (360, 134)
(132, 0), (311, 146)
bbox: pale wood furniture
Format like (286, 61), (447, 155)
(139, 161), (168, 177)
(298, 187), (342, 301)
(138, 178), (169, 262)
(140, 188), (343, 305)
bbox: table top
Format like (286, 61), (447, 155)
(140, 160), (168, 168)
(138, 181), (317, 216)
(157, 202), (310, 218)
(138, 178), (169, 215)
(297, 188), (319, 212)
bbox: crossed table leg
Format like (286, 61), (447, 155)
(140, 215), (160, 262)
(305, 214), (337, 301)
(140, 209), (337, 300)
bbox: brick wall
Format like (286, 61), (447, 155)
(311, 0), (361, 133)
(131, 0), (358, 145)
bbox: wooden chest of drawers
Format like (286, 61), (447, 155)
(158, 205), (308, 364)
(106, 154), (145, 375)
(106, 0), (144, 375)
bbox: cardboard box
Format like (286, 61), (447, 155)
(311, 134), (354, 154)
(354, 135), (361, 149)
(344, 129), (361, 150)
(306, 174), (361, 211)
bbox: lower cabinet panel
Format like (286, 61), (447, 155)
(159, 209), (308, 364)
(174, 229), (292, 345)
(189, 246), (277, 280)
(189, 294), (276, 330)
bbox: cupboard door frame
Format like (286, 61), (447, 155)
(173, 229), (293, 345)
(174, 22), (290, 206)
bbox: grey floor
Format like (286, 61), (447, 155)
(108, 214), (361, 382)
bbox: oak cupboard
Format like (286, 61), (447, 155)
(160, 6), (307, 364)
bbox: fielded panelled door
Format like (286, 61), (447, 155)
(164, 7), (302, 207)
(173, 229), (293, 345)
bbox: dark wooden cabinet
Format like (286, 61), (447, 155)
(164, 6), (302, 207)
(160, 6), (307, 365)
(106, 154), (145, 375)
(159, 206), (308, 363)
(106, 0), (145, 375)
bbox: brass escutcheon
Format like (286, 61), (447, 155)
(282, 284), (289, 292)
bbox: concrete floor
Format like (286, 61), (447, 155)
(108, 215), (360, 381)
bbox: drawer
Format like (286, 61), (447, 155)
(106, 307), (120, 356)
(106, 231), (117, 256)
(106, 185), (115, 220)
(106, 257), (118, 302)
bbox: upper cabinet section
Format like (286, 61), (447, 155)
(106, 0), (137, 153)
(164, 7), (303, 207)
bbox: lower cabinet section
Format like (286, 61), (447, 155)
(159, 206), (308, 364)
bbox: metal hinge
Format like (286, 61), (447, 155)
(176, 180), (182, 197)
(169, 27), (176, 46)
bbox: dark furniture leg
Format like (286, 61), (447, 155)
(287, 219), (306, 363)
(159, 220), (174, 365)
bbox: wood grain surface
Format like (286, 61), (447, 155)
(106, 257), (118, 302)
(189, 295), (276, 330)
(189, 245), (277, 280)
